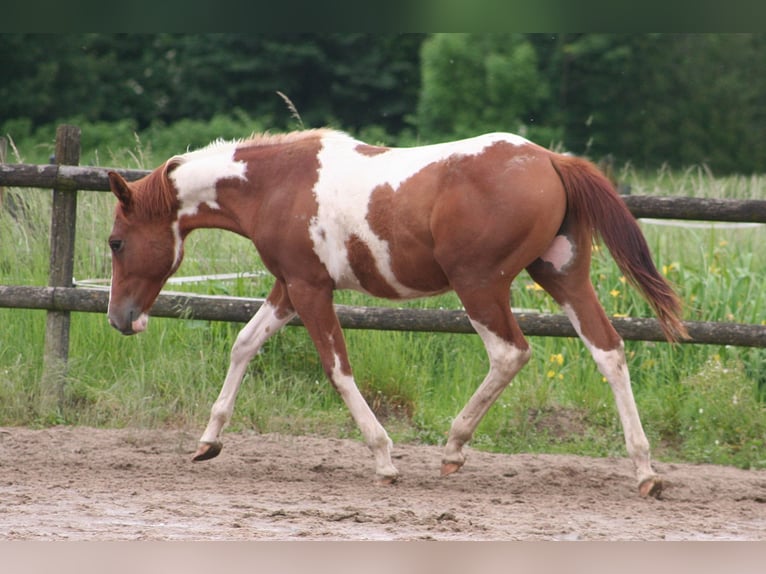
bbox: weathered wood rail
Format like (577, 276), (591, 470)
(0, 285), (764, 347)
(1, 125), (765, 398)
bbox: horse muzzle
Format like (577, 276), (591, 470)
(108, 307), (149, 335)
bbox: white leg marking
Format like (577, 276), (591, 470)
(199, 302), (295, 446)
(562, 304), (655, 485)
(330, 354), (398, 480)
(443, 320), (531, 468)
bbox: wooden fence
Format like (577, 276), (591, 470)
(1, 126), (765, 395)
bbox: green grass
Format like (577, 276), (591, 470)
(1, 125), (764, 470)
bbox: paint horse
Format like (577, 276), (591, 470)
(107, 129), (687, 497)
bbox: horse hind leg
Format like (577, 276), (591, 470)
(442, 286), (531, 476)
(527, 259), (662, 497)
(193, 281), (296, 461)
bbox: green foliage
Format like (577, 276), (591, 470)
(542, 34), (766, 172)
(417, 34), (556, 142)
(676, 358), (765, 468)
(0, 34), (424, 137)
(1, 112), (268, 168)
(5, 34), (766, 172)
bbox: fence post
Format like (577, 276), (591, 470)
(40, 125), (81, 413)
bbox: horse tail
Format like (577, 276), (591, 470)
(549, 154), (688, 342)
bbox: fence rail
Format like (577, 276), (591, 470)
(0, 285), (764, 347)
(1, 126), (765, 398)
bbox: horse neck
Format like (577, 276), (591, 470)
(175, 186), (254, 238)
(171, 145), (256, 238)
(174, 135), (323, 239)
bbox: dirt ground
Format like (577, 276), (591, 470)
(1, 426), (764, 541)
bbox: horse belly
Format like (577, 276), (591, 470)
(316, 230), (446, 299)
(308, 202), (448, 300)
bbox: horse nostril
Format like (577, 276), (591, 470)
(108, 311), (134, 335)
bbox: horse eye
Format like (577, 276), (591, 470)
(109, 239), (124, 253)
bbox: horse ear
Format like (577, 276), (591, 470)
(108, 171), (132, 210)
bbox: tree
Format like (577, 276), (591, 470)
(0, 34), (425, 135)
(0, 35), (103, 126)
(542, 33), (766, 173)
(416, 34), (553, 142)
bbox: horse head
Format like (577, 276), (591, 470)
(106, 166), (182, 335)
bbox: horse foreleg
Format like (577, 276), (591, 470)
(287, 281), (398, 483)
(193, 282), (296, 461)
(442, 292), (531, 476)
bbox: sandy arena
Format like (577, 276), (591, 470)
(1, 426), (764, 540)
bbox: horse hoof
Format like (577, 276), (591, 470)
(376, 474), (399, 485)
(440, 461), (463, 477)
(638, 476), (663, 498)
(192, 441), (223, 462)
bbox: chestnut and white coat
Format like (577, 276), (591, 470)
(107, 129), (687, 497)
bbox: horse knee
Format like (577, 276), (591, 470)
(493, 344), (531, 378)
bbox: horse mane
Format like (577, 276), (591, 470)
(129, 161), (180, 219)
(127, 129), (345, 219)
(242, 128), (344, 148)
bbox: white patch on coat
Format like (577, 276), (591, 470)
(309, 132), (529, 297)
(131, 312), (149, 333)
(169, 140), (247, 218)
(167, 140), (248, 267)
(562, 303), (588, 347)
(171, 220), (183, 269)
(469, 319), (530, 376)
(541, 234), (574, 272)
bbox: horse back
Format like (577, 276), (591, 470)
(247, 131), (565, 300)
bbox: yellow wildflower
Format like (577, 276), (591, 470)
(549, 353), (564, 366)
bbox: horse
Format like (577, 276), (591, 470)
(106, 128), (687, 498)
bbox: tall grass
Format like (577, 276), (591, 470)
(1, 126), (764, 470)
